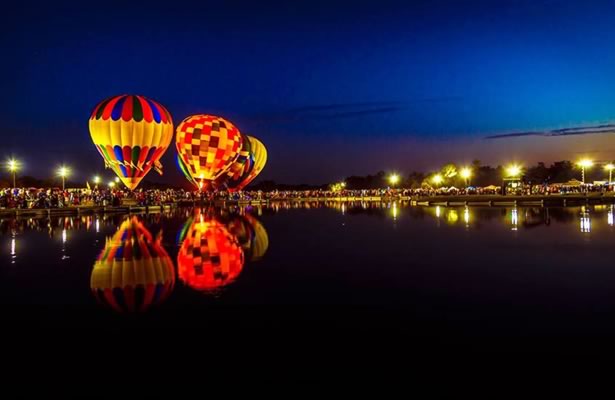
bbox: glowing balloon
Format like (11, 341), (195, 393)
(236, 136), (267, 191)
(91, 217), (175, 313)
(176, 153), (197, 188)
(175, 115), (243, 186)
(177, 216), (244, 292)
(89, 94), (174, 190)
(213, 135), (254, 191)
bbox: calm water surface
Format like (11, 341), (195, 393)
(2, 202), (615, 368)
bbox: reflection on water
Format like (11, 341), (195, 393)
(2, 203), (614, 238)
(10, 234), (16, 264)
(90, 217), (175, 313)
(580, 211), (591, 233)
(226, 213), (269, 262)
(510, 208), (518, 231)
(2, 202), (615, 316)
(177, 215), (245, 293)
(174, 208), (270, 295)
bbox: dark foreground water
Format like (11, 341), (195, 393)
(2, 202), (615, 384)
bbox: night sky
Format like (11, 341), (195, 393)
(3, 0), (615, 185)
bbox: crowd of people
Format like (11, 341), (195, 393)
(0, 188), (187, 209)
(1, 182), (614, 209)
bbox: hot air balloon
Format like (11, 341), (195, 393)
(213, 135), (255, 191)
(235, 136), (267, 191)
(91, 217), (175, 313)
(89, 95), (174, 190)
(176, 153), (198, 188)
(175, 115), (243, 188)
(177, 215), (244, 292)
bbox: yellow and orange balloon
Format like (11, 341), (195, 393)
(89, 94), (174, 190)
(235, 136), (267, 191)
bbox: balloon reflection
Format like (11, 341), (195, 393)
(91, 217), (175, 313)
(227, 213), (270, 262)
(177, 216), (245, 292)
(177, 210), (269, 293)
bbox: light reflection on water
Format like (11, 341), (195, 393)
(1, 202), (614, 315)
(2, 203), (613, 238)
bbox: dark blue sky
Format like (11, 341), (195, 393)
(3, 0), (615, 185)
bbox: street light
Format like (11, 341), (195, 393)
(7, 159), (19, 188)
(506, 164), (522, 178)
(577, 159), (593, 183)
(432, 174), (443, 187)
(109, 181), (116, 188)
(605, 163), (614, 183)
(93, 176), (101, 188)
(388, 174), (400, 187)
(57, 166), (70, 190)
(460, 167), (472, 186)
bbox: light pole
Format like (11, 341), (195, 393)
(93, 176), (101, 189)
(460, 167), (472, 187)
(504, 164), (523, 195)
(7, 159), (19, 188)
(388, 174), (399, 188)
(506, 165), (522, 179)
(605, 164), (614, 183)
(577, 159), (593, 184)
(432, 174), (443, 188)
(58, 166), (70, 190)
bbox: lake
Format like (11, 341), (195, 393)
(2, 202), (615, 380)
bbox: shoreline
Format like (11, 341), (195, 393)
(0, 193), (612, 218)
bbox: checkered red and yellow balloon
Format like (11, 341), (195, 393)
(175, 115), (243, 186)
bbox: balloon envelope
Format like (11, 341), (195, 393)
(175, 115), (243, 184)
(236, 136), (267, 191)
(176, 153), (198, 188)
(89, 94), (174, 190)
(214, 135), (254, 191)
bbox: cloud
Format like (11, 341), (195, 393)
(485, 123), (615, 140)
(249, 97), (462, 124)
(282, 101), (405, 113)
